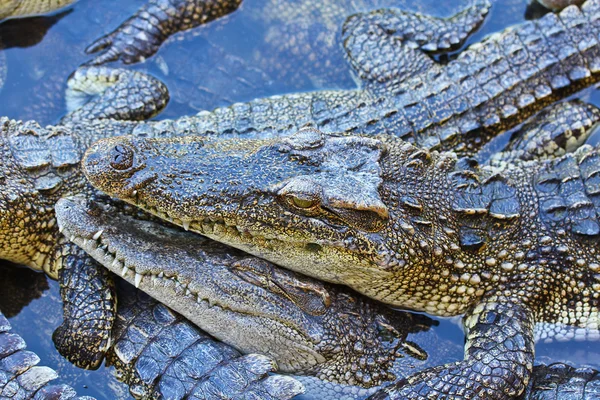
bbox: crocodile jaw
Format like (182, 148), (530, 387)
(55, 197), (331, 372)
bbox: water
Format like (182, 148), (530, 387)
(0, 0), (599, 398)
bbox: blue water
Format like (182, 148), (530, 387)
(0, 0), (599, 399)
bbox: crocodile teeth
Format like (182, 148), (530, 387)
(121, 265), (128, 277)
(134, 273), (143, 288)
(182, 220), (190, 231)
(157, 271), (164, 278)
(92, 230), (104, 240)
(58, 225), (63, 233)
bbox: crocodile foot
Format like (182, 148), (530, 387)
(85, 0), (242, 65)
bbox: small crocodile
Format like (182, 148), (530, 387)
(83, 127), (600, 399)
(55, 193), (600, 399)
(0, 267), (303, 400)
(65, 0), (600, 159)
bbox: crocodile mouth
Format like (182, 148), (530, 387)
(55, 199), (327, 372)
(128, 198), (390, 283)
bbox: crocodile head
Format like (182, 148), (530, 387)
(0, 118), (84, 278)
(55, 195), (432, 387)
(83, 128), (399, 285)
(83, 128), (469, 310)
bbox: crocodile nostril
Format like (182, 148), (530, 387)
(109, 145), (134, 170)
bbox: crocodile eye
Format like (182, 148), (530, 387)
(109, 145), (134, 170)
(291, 196), (318, 209)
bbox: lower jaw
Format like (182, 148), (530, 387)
(66, 229), (326, 374)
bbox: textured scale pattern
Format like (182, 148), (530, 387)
(109, 286), (303, 400)
(489, 100), (600, 164)
(0, 310), (94, 399)
(84, 127), (600, 399)
(2, 0), (600, 396)
(85, 0), (243, 65)
(54, 195), (434, 389)
(62, 0), (600, 159)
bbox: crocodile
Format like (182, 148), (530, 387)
(0, 0), (537, 369)
(0, 266), (303, 400)
(57, 0), (600, 161)
(0, 0), (598, 381)
(55, 194), (600, 399)
(54, 194), (440, 390)
(2, 0), (428, 123)
(82, 126), (600, 399)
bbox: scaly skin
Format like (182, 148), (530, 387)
(0, 0), (76, 20)
(55, 195), (436, 389)
(5, 265), (595, 400)
(0, 66), (169, 368)
(55, 194), (600, 399)
(0, 310), (94, 399)
(84, 0), (243, 66)
(107, 281), (304, 400)
(82, 128), (600, 399)
(0, 0), (515, 369)
(65, 0), (600, 159)
(1, 0), (599, 383)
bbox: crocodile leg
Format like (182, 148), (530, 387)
(342, 0), (491, 88)
(51, 243), (116, 369)
(85, 0), (242, 66)
(63, 66), (170, 123)
(370, 298), (536, 399)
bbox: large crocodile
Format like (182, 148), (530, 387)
(0, 0), (598, 383)
(0, 0), (546, 369)
(54, 193), (600, 399)
(82, 126), (600, 399)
